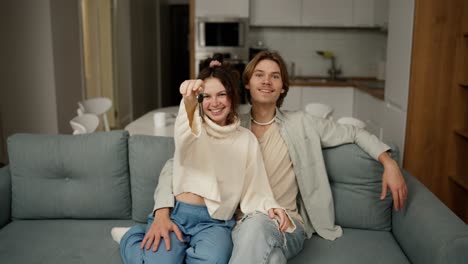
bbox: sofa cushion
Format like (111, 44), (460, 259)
(323, 143), (395, 231)
(0, 219), (135, 263)
(128, 135), (175, 222)
(7, 131), (131, 219)
(289, 228), (410, 264)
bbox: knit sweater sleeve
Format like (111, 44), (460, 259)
(174, 99), (202, 151)
(240, 135), (296, 233)
(152, 158), (175, 213)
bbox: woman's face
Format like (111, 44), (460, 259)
(202, 77), (232, 126)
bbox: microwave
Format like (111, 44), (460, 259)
(197, 17), (248, 48)
(194, 18), (249, 78)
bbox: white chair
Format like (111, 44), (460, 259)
(70, 114), (100, 135)
(77, 97), (112, 131)
(304, 103), (334, 119)
(337, 117), (367, 129)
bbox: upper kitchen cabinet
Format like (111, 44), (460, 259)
(250, 0), (388, 28)
(195, 0), (249, 18)
(250, 0), (301, 26)
(301, 0), (353, 27)
(373, 0), (389, 28)
(353, 0), (389, 28)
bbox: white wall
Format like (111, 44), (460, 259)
(0, 0), (84, 164)
(1, 0), (59, 137)
(249, 28), (387, 77)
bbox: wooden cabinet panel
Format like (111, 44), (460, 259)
(405, 0), (468, 223)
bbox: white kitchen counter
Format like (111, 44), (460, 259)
(125, 104), (251, 137)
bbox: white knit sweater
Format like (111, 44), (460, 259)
(173, 100), (294, 232)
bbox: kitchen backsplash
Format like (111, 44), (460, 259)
(249, 27), (387, 78)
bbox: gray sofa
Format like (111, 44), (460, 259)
(0, 130), (466, 264)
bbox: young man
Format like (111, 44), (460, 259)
(144, 51), (408, 263)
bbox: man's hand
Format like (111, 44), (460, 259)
(268, 208), (290, 232)
(140, 208), (184, 252)
(378, 152), (408, 211)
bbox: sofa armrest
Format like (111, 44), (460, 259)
(0, 166), (11, 228)
(392, 171), (468, 264)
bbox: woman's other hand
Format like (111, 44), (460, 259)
(140, 208), (184, 252)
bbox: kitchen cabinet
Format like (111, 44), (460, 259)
(250, 0), (301, 26)
(302, 87), (354, 119)
(282, 86), (354, 119)
(250, 0), (387, 28)
(384, 0), (413, 111)
(353, 89), (384, 139)
(195, 0), (249, 18)
(282, 86), (303, 111)
(373, 0), (389, 28)
(301, 0), (353, 27)
(380, 0), (414, 160)
(353, 0), (389, 28)
(381, 102), (407, 165)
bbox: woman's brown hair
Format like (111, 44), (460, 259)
(198, 53), (240, 125)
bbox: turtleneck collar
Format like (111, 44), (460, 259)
(203, 115), (240, 139)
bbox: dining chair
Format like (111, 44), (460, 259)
(304, 103), (334, 119)
(77, 97), (112, 131)
(337, 117), (367, 129)
(70, 114), (100, 135)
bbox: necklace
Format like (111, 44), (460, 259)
(251, 116), (275, 126)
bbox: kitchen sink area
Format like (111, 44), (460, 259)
(291, 77), (352, 83)
(290, 76), (385, 101)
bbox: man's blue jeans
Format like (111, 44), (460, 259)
(120, 201), (236, 264)
(229, 212), (306, 264)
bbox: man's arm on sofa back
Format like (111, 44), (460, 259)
(0, 166), (11, 228)
(392, 171), (468, 264)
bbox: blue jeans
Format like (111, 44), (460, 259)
(120, 201), (236, 264)
(229, 212), (306, 264)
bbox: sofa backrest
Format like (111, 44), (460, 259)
(128, 135), (395, 231)
(323, 143), (396, 231)
(128, 135), (175, 222)
(7, 131), (131, 220)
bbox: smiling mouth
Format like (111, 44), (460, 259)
(210, 108), (224, 114)
(258, 88), (274, 93)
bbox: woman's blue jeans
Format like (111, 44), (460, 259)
(120, 201), (236, 264)
(229, 211), (306, 264)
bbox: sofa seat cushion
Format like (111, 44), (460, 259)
(0, 219), (136, 263)
(289, 228), (410, 264)
(7, 131), (131, 219)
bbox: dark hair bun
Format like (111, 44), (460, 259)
(212, 53), (224, 64)
(200, 53), (224, 70)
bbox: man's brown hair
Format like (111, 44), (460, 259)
(242, 51), (290, 107)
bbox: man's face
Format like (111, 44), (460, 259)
(246, 59), (284, 106)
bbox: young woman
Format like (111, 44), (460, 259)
(111, 55), (294, 264)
